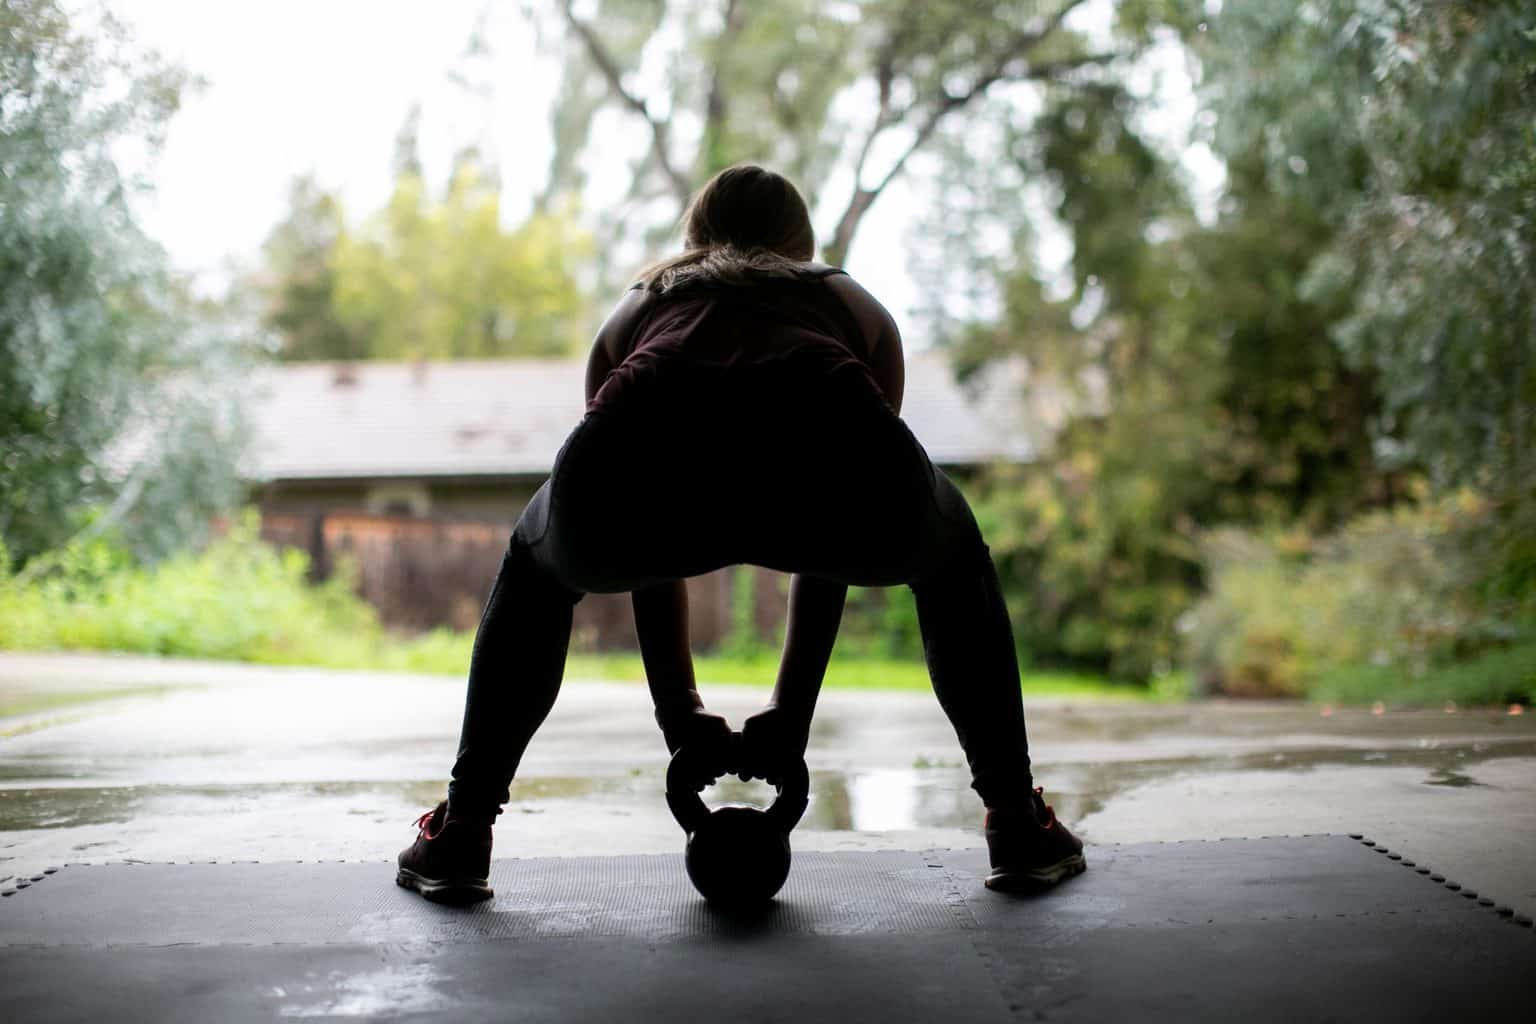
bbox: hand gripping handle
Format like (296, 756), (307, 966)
(665, 732), (811, 835)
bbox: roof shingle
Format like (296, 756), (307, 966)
(248, 352), (1039, 482)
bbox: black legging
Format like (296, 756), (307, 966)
(446, 360), (1033, 818)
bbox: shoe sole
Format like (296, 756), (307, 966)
(984, 853), (1087, 894)
(396, 866), (493, 906)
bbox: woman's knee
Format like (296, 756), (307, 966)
(496, 529), (583, 607)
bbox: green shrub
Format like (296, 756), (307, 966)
(0, 510), (1133, 699)
(0, 512), (387, 665)
(836, 586), (924, 660)
(718, 565), (771, 658)
(1311, 642), (1536, 708)
(377, 627), (475, 674)
(1185, 493), (1534, 701)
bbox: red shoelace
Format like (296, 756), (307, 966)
(1033, 786), (1059, 828)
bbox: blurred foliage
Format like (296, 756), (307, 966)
(719, 565), (768, 658)
(254, 148), (594, 361)
(256, 176), (365, 361)
(1186, 493), (1535, 703)
(0, 0), (252, 566)
(945, 76), (1386, 681)
(7, 0), (1527, 710)
(947, 2), (1532, 688)
(561, 650), (1135, 697)
(1309, 643), (1535, 709)
(838, 585), (925, 661)
(0, 514), (379, 663)
(329, 160), (593, 360)
(0, 515), (1134, 696)
(529, 0), (1192, 277)
(717, 566), (925, 662)
(1201, 0), (1536, 491)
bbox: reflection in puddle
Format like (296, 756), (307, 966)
(0, 767), (980, 836)
(705, 769), (975, 831)
(847, 770), (920, 831)
(4, 737), (1536, 839)
(3, 720), (1535, 890)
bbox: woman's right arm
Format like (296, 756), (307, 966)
(824, 273), (905, 414)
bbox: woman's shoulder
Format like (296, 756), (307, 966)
(816, 267), (885, 314)
(818, 270), (900, 355)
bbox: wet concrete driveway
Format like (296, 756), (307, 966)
(3, 653), (1533, 917)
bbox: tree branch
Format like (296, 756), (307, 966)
(559, 0), (692, 203)
(700, 0), (746, 177)
(849, 0), (922, 188)
(824, 0), (1117, 265)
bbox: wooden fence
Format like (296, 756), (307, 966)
(258, 511), (788, 651)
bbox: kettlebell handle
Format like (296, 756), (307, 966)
(665, 731), (810, 835)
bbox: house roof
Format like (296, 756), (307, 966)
(248, 351), (1043, 482)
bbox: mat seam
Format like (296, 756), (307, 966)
(1347, 832), (1533, 932)
(922, 847), (1027, 1022)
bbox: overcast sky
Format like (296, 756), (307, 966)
(114, 2), (920, 315)
(113, 1), (1215, 336)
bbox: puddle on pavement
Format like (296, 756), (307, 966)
(4, 737), (1535, 840)
(2, 687), (1532, 874)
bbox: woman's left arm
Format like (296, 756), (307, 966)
(584, 287), (649, 405)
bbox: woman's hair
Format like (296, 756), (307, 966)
(636, 164), (817, 292)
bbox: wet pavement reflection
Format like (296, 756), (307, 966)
(5, 736), (1535, 839)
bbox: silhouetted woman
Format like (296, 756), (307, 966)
(398, 165), (1084, 904)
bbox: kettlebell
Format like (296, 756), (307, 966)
(665, 733), (811, 908)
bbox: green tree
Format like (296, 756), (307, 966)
(530, 0), (1192, 274)
(325, 153), (594, 359)
(1201, 0), (1536, 491)
(948, 76), (1388, 680)
(257, 176), (365, 361)
(951, 79), (1221, 679)
(0, 0), (252, 566)
(1176, 0), (1536, 692)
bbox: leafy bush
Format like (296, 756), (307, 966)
(1311, 643), (1535, 708)
(0, 513), (384, 666)
(837, 586), (924, 661)
(972, 454), (1204, 684)
(1185, 493), (1534, 701)
(0, 514), (1139, 700)
(713, 569), (927, 662)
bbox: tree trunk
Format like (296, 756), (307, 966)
(823, 188), (876, 268)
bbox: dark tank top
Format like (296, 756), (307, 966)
(586, 268), (883, 415)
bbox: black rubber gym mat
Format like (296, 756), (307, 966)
(1, 836), (1530, 1022)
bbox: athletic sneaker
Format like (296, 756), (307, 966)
(983, 787), (1087, 893)
(396, 801), (494, 905)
